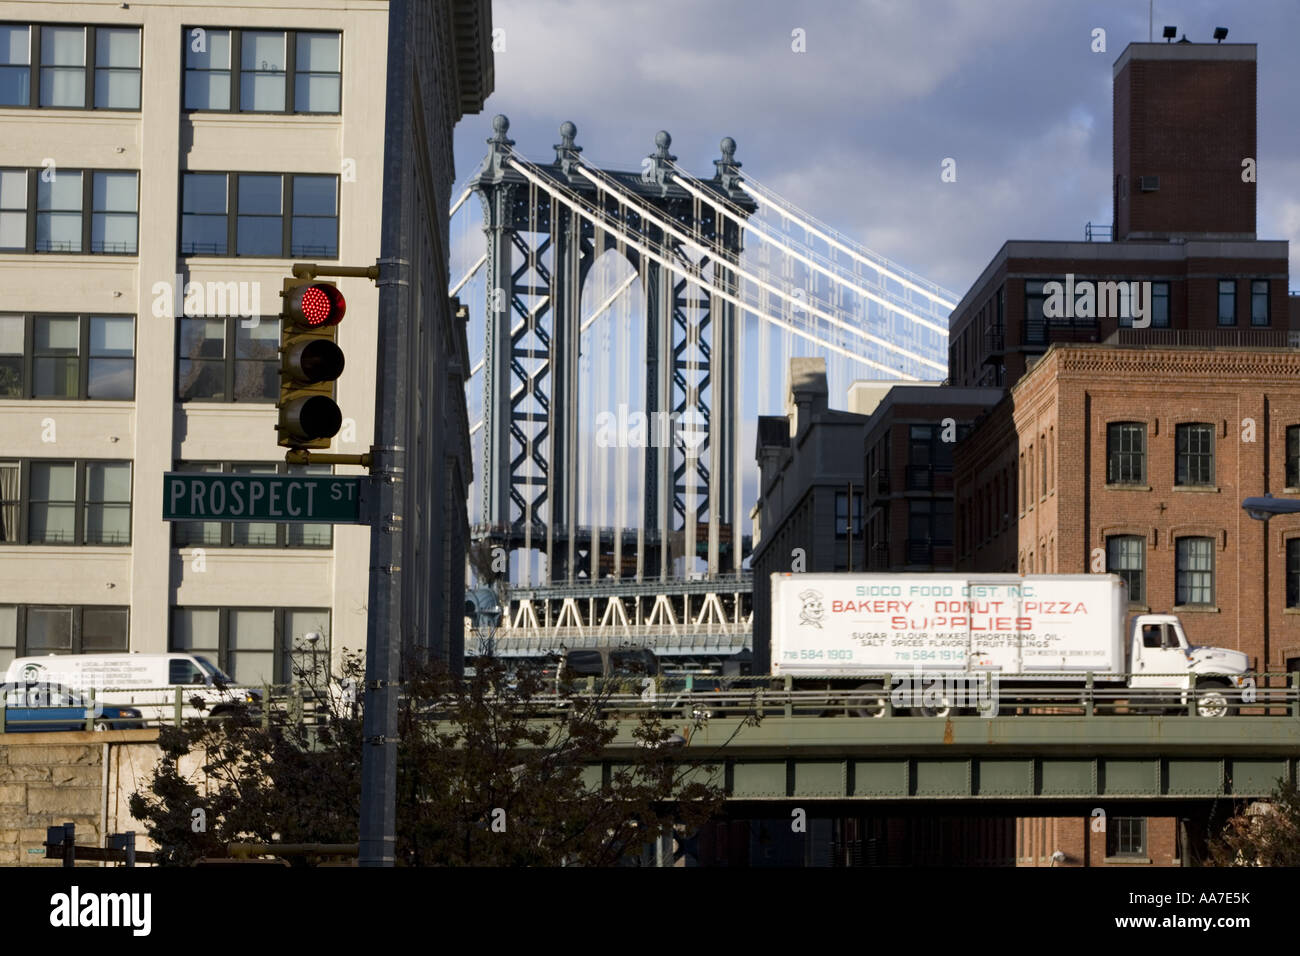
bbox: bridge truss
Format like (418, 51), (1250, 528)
(452, 117), (958, 662)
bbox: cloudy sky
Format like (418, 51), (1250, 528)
(452, 0), (1300, 297)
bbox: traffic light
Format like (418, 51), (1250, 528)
(277, 277), (346, 449)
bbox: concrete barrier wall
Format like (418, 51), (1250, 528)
(0, 730), (160, 866)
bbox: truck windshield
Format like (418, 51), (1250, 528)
(195, 657), (234, 684)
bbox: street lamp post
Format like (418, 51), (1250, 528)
(1241, 495), (1300, 709)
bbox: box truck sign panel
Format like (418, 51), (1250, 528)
(773, 575), (1124, 675)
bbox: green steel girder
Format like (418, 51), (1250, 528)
(594, 716), (1300, 802)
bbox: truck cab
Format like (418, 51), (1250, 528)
(1127, 614), (1250, 714)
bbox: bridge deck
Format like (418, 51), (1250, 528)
(597, 715), (1300, 801)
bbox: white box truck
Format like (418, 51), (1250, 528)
(4, 653), (261, 722)
(770, 572), (1251, 717)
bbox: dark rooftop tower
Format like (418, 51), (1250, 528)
(1112, 40), (1257, 241)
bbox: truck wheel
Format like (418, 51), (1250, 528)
(851, 683), (888, 718)
(913, 697), (952, 719)
(1196, 681), (1233, 718)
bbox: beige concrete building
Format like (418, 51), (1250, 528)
(0, 1), (484, 684)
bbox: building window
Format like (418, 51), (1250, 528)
(91, 171), (138, 252)
(1288, 426), (1300, 489)
(1287, 539), (1300, 609)
(0, 314), (135, 400)
(1027, 445), (1034, 505)
(1175, 537), (1214, 606)
(834, 491), (862, 539)
(1106, 422), (1146, 484)
(37, 169), (83, 252)
(1175, 423), (1214, 486)
(93, 28), (141, 108)
(0, 461), (17, 543)
(0, 604), (128, 672)
(1217, 280), (1236, 326)
(1040, 439), (1047, 498)
(180, 172), (338, 258)
(177, 315), (279, 402)
(0, 25), (32, 106)
(1106, 535), (1145, 604)
(1119, 281), (1169, 328)
(0, 166), (138, 254)
(1023, 279), (1056, 345)
(1150, 281), (1169, 328)
(1019, 453), (1025, 513)
(237, 174), (283, 256)
(907, 499), (953, 565)
(906, 423), (966, 490)
(170, 606), (331, 685)
(0, 459), (131, 545)
(0, 24), (140, 110)
(1251, 280), (1269, 327)
(183, 28), (341, 114)
(294, 32), (342, 113)
(170, 461), (333, 549)
(82, 461), (132, 544)
(1106, 817), (1146, 858)
(41, 26), (86, 107)
(0, 168), (25, 249)
(184, 28), (231, 109)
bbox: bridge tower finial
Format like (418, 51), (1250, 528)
(554, 120), (583, 178)
(715, 136), (744, 196)
(645, 130), (677, 193)
(484, 114), (515, 179)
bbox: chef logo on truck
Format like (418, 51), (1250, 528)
(798, 590), (825, 628)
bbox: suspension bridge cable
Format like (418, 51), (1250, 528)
(667, 170), (949, 340)
(568, 161), (943, 374)
(736, 172), (957, 309)
(502, 154), (916, 380)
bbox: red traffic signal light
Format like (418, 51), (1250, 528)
(285, 283), (346, 329)
(278, 278), (347, 449)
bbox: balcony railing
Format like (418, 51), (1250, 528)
(1084, 222), (1113, 242)
(869, 469), (890, 498)
(905, 465), (954, 493)
(984, 326), (1005, 359)
(1106, 328), (1292, 348)
(1024, 319), (1100, 347)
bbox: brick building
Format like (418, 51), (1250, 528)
(750, 358), (870, 674)
(948, 42), (1290, 395)
(862, 386), (1002, 571)
(959, 343), (1300, 668)
(949, 38), (1294, 866)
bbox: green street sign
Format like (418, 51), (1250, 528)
(163, 472), (366, 524)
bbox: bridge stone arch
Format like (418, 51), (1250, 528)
(472, 116), (756, 584)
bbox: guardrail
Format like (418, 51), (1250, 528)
(3, 673), (1294, 732)
(489, 671), (1300, 721)
(0, 683), (331, 734)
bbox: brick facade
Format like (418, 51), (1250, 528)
(862, 387), (1003, 571)
(950, 38), (1291, 866)
(1113, 44), (1256, 241)
(1017, 816), (1179, 867)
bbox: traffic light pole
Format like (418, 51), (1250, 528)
(281, 253), (397, 865)
(359, 0), (412, 866)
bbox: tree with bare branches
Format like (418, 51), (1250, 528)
(130, 652), (739, 865)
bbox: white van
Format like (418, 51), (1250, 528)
(4, 653), (261, 722)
